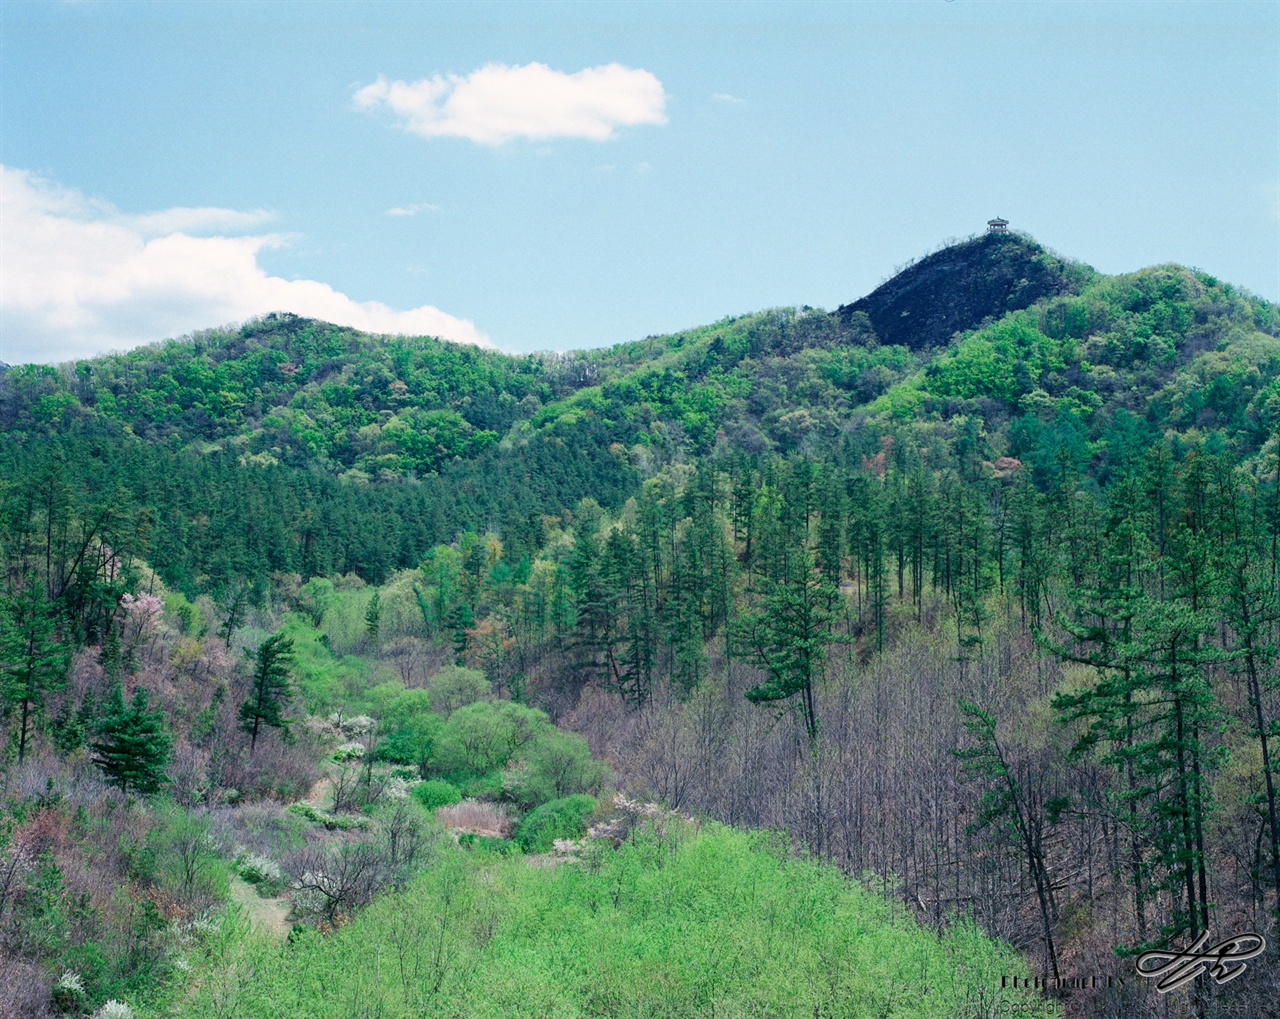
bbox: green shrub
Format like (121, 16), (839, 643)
(51, 970), (87, 1014)
(162, 591), (198, 635)
(279, 615), (372, 713)
(332, 741), (366, 762)
(297, 577), (335, 626)
(412, 780), (462, 811)
(285, 802), (371, 831)
(286, 802), (328, 826)
(374, 687), (433, 730)
(320, 587), (372, 656)
(456, 833), (519, 855)
(515, 794), (597, 853)
(435, 700), (552, 776)
(327, 813), (372, 832)
(372, 713), (442, 774)
(236, 852), (282, 886)
(506, 729), (611, 809)
(426, 665), (491, 716)
(459, 771), (506, 800)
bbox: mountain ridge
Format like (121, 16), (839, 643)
(2, 236), (1277, 579)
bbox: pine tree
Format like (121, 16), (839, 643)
(1046, 472), (1155, 939)
(734, 495), (834, 739)
(946, 475), (992, 667)
(50, 698), (87, 754)
(92, 685), (172, 796)
(847, 470), (887, 649)
(1133, 601), (1225, 942)
(1220, 508), (1280, 919)
(239, 632), (296, 753)
(217, 581), (250, 649)
(0, 583), (71, 765)
(1008, 468), (1049, 625)
(451, 602), (474, 665)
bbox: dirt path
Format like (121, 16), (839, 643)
(228, 876), (291, 938)
(303, 775), (333, 810)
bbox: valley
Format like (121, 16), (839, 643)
(2, 230), (1278, 1018)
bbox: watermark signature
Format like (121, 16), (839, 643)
(1135, 930), (1267, 993)
(1000, 975), (1124, 990)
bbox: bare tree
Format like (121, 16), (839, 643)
(289, 840), (389, 925)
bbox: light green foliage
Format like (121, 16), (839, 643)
(285, 802), (329, 826)
(374, 716), (443, 774)
(513, 794), (596, 852)
(367, 687), (444, 774)
(456, 832), (520, 855)
(161, 591), (199, 636)
(417, 544), (463, 634)
(321, 588), (378, 656)
(1150, 331), (1280, 441)
(181, 822), (1055, 1018)
(458, 771), (507, 800)
(422, 697), (605, 810)
(285, 802), (372, 831)
(435, 700), (550, 777)
(425, 664), (491, 716)
(11, 317), (547, 475)
(506, 729), (611, 809)
(154, 808), (227, 901)
(411, 779), (462, 811)
(867, 378), (924, 419)
(297, 577), (335, 626)
(927, 314), (1065, 406)
(374, 687), (435, 730)
(373, 570), (431, 641)
(364, 590), (381, 643)
(381, 406), (499, 475)
(278, 615), (373, 712)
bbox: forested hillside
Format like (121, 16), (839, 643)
(2, 231), (1279, 1018)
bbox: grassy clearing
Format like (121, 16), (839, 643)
(226, 876), (291, 939)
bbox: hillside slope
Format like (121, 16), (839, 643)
(2, 234), (1277, 595)
(5, 235), (1280, 1019)
(836, 231), (1085, 350)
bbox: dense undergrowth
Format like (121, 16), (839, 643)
(184, 820), (1054, 1019)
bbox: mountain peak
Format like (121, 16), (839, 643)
(836, 232), (1084, 350)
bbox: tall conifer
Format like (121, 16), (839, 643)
(93, 685), (171, 796)
(239, 632), (296, 753)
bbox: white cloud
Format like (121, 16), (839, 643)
(712, 92), (745, 104)
(0, 166), (488, 364)
(385, 202), (440, 217)
(354, 62), (667, 145)
(121, 206), (274, 235)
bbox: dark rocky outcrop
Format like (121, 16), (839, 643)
(835, 233), (1082, 350)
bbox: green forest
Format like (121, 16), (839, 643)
(2, 231), (1278, 1018)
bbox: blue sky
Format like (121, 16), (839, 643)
(2, 0), (1277, 363)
